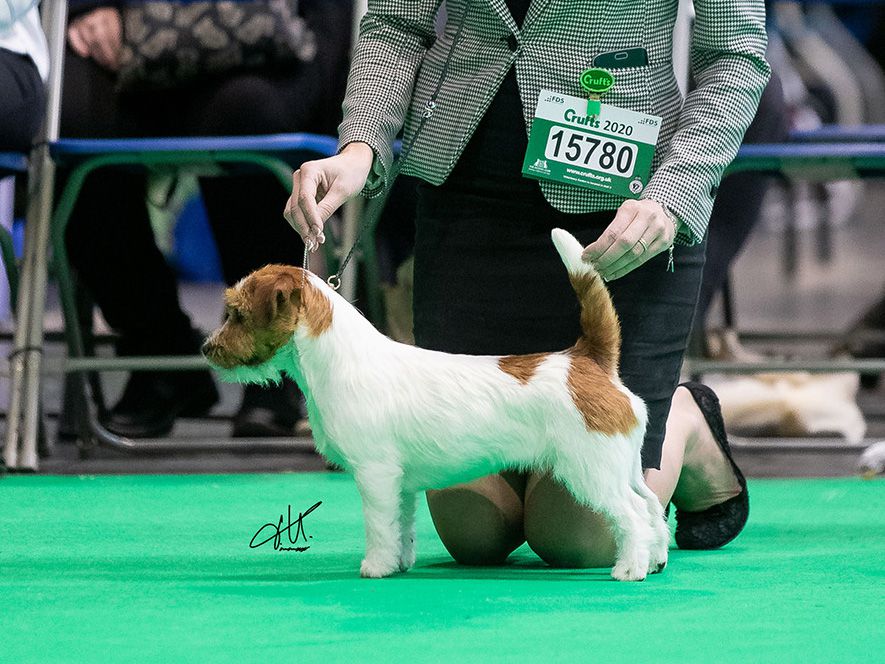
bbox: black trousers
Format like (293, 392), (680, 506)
(0, 48), (45, 152)
(60, 1), (350, 352)
(413, 180), (705, 470)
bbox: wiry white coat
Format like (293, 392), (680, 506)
(216, 229), (669, 581)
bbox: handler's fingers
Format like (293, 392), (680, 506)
(591, 212), (650, 272)
(592, 224), (646, 273)
(315, 185), (348, 236)
(283, 193), (309, 239)
(598, 227), (663, 278)
(582, 201), (640, 263)
(602, 236), (670, 281)
(603, 256), (644, 282)
(284, 170), (315, 242)
(297, 166), (326, 240)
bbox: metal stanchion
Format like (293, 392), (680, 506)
(3, 1), (68, 471)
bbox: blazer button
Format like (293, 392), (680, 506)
(506, 34), (519, 52)
(710, 184), (719, 197)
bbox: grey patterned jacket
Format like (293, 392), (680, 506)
(338, 0), (770, 242)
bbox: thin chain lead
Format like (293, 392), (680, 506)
(302, 244), (310, 287)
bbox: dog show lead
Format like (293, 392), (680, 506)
(282, 0), (767, 571)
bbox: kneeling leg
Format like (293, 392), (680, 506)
(427, 471), (526, 566)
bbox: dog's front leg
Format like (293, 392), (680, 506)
(354, 463), (403, 578)
(398, 491), (417, 572)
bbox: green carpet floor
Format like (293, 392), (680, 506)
(2, 474), (882, 663)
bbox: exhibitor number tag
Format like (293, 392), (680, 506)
(522, 90), (662, 198)
(546, 127), (637, 176)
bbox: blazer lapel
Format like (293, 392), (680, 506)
(524, 0), (555, 26)
(486, 0), (558, 35)
(487, 0), (518, 32)
(486, 0), (551, 34)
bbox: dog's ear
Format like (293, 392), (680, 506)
(253, 270), (301, 327)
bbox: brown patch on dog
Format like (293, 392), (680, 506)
(499, 353), (549, 385)
(566, 351), (638, 436)
(568, 271), (621, 375)
(203, 265), (332, 368)
(245, 264), (332, 338)
(299, 276), (332, 337)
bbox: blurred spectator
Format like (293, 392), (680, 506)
(837, 6), (885, 385)
(0, 0), (48, 151)
(689, 72), (789, 358)
(61, 0), (352, 438)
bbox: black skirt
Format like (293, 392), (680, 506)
(411, 69), (706, 469)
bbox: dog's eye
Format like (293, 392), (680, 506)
(224, 309), (243, 324)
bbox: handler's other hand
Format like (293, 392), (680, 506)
(67, 8), (123, 71)
(581, 199), (677, 281)
(284, 142), (374, 251)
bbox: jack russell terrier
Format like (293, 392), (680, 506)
(203, 229), (669, 581)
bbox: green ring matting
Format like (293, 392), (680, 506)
(2, 475), (883, 663)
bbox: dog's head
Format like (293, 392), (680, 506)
(202, 265), (332, 383)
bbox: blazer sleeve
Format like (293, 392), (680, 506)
(640, 0), (771, 244)
(337, 0), (442, 197)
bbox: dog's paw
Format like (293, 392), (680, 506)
(360, 558), (398, 579)
(649, 547), (668, 575)
(612, 557), (648, 582)
(398, 549), (416, 572)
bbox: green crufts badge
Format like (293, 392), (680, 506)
(579, 68), (614, 116)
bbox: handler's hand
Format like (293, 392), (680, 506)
(67, 8), (123, 71)
(284, 142), (374, 251)
(582, 199), (677, 281)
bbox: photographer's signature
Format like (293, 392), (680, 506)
(249, 501), (322, 552)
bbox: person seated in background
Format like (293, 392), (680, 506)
(0, 0), (48, 151)
(688, 71), (789, 359)
(61, 0), (352, 438)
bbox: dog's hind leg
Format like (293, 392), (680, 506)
(630, 459), (669, 574)
(399, 491), (417, 572)
(354, 463), (403, 578)
(553, 456), (652, 581)
(599, 496), (651, 581)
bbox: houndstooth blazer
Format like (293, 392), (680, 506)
(337, 0), (770, 242)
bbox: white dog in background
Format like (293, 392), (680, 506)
(711, 372), (867, 443)
(203, 229), (668, 581)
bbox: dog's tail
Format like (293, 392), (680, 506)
(551, 228), (621, 374)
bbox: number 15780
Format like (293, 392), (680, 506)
(545, 127), (636, 175)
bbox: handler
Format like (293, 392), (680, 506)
(285, 0), (769, 566)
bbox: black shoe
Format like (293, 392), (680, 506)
(102, 370), (219, 438)
(232, 378), (305, 438)
(673, 381), (749, 550)
(837, 328), (885, 390)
